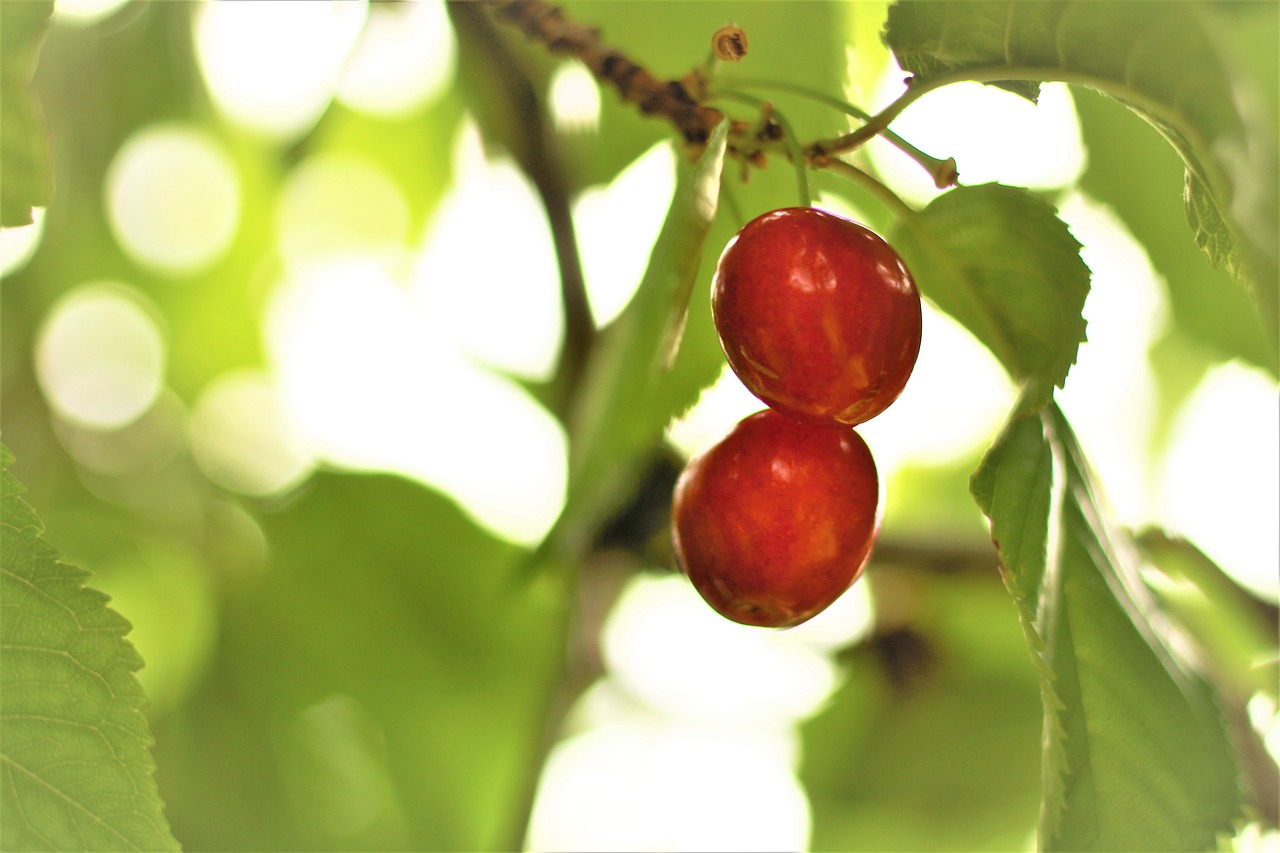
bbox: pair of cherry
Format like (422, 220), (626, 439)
(672, 207), (922, 627)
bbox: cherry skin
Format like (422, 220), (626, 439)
(671, 408), (880, 628)
(712, 207), (922, 426)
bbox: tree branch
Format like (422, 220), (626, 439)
(448, 1), (595, 415)
(479, 0), (953, 202)
(483, 0), (737, 145)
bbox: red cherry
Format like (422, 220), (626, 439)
(711, 207), (922, 426)
(671, 408), (880, 628)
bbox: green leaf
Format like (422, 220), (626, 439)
(549, 120), (728, 558)
(151, 472), (566, 850)
(1072, 87), (1277, 376)
(884, 1), (1043, 102)
(969, 405), (1241, 851)
(802, 572), (1043, 851)
(884, 0), (1279, 348)
(1136, 529), (1280, 701)
(1, 445), (178, 851)
(1, 0), (54, 227)
(892, 183), (1089, 414)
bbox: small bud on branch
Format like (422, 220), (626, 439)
(711, 25), (748, 62)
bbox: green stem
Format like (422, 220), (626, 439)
(720, 181), (747, 230)
(772, 108), (812, 208)
(813, 64), (1215, 160)
(823, 158), (916, 221)
(725, 76), (957, 187)
(727, 76), (878, 123)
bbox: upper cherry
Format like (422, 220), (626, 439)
(671, 408), (880, 628)
(711, 207), (922, 427)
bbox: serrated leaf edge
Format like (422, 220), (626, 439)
(975, 410), (1071, 843)
(0, 445), (178, 851)
(895, 184), (1090, 414)
(883, 0), (1273, 339)
(975, 407), (1245, 849)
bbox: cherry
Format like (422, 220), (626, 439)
(671, 408), (880, 628)
(711, 207), (922, 426)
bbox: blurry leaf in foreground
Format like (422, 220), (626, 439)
(802, 572), (1041, 852)
(970, 404), (1240, 851)
(0, 0), (54, 226)
(1073, 87), (1277, 376)
(1, 444), (178, 851)
(1137, 529), (1279, 701)
(553, 120), (728, 559)
(152, 472), (565, 851)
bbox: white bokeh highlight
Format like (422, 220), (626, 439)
(266, 258), (567, 546)
(276, 152), (410, 274)
(868, 69), (1084, 207)
(53, 0), (130, 25)
(1055, 192), (1168, 527)
(665, 363), (765, 461)
(337, 0), (456, 117)
(526, 715), (810, 852)
(190, 370), (317, 498)
(574, 141), (677, 328)
(602, 574), (843, 724)
(0, 208), (45, 279)
(856, 301), (1015, 476)
(526, 572), (837, 852)
(105, 125), (240, 276)
(36, 283), (166, 430)
(194, 0), (366, 139)
(413, 125), (563, 381)
(1158, 363), (1280, 602)
(53, 390), (187, 478)
(549, 61), (602, 134)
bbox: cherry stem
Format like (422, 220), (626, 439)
(724, 76), (958, 188)
(809, 65), (1108, 160)
(713, 86), (917, 219)
(698, 48), (720, 83)
(772, 109), (812, 208)
(714, 88), (812, 207)
(824, 159), (916, 220)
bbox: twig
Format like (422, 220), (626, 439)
(727, 76), (958, 189)
(479, 0), (950, 210)
(449, 1), (595, 415)
(483, 0), (738, 144)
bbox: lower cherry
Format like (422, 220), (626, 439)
(671, 408), (880, 628)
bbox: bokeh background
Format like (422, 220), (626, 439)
(2, 1), (1276, 850)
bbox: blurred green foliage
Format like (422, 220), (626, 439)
(0, 1), (54, 226)
(151, 472), (565, 850)
(803, 569), (1043, 851)
(1, 1), (1276, 851)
